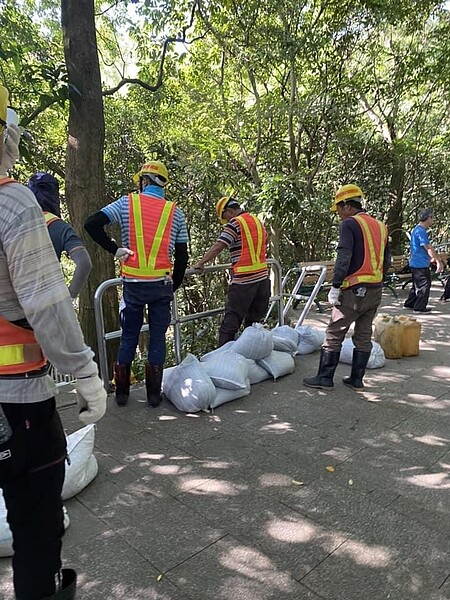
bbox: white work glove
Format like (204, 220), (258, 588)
(328, 287), (341, 306)
(76, 374), (107, 425)
(115, 247), (134, 263)
(0, 124), (20, 177)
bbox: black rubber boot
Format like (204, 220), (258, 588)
(145, 363), (163, 407)
(114, 362), (131, 406)
(303, 348), (340, 389)
(43, 569), (76, 599)
(342, 349), (370, 389)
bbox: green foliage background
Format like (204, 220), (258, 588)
(2, 0), (450, 366)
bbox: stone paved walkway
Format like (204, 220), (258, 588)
(1, 283), (450, 599)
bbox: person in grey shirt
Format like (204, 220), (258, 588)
(0, 85), (106, 599)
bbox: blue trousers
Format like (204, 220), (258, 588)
(118, 280), (173, 366)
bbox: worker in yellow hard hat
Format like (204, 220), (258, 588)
(0, 85), (106, 599)
(303, 183), (391, 391)
(193, 194), (271, 346)
(85, 160), (189, 407)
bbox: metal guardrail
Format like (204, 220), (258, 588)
(94, 259), (283, 389)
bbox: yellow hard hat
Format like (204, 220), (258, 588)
(0, 85), (8, 133)
(132, 160), (169, 186)
(330, 184), (364, 212)
(215, 195), (240, 224)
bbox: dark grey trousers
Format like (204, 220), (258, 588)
(219, 278), (271, 346)
(323, 286), (383, 353)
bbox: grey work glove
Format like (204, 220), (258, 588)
(0, 124), (20, 177)
(76, 374), (107, 425)
(328, 287), (341, 306)
(115, 247), (134, 263)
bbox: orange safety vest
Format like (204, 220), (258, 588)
(0, 178), (47, 375)
(43, 211), (60, 226)
(120, 193), (176, 280)
(341, 213), (388, 289)
(232, 213), (268, 275)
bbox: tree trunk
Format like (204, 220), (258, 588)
(61, 0), (119, 372)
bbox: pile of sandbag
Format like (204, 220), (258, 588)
(163, 323), (302, 412)
(0, 424), (98, 557)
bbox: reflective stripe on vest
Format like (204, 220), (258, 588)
(0, 178), (47, 374)
(233, 213), (268, 275)
(341, 213), (388, 289)
(120, 193), (175, 279)
(43, 211), (60, 226)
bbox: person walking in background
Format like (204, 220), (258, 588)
(28, 172), (92, 299)
(0, 85), (106, 600)
(84, 161), (189, 408)
(303, 184), (390, 390)
(404, 208), (444, 313)
(192, 195), (271, 347)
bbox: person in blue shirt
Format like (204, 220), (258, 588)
(404, 208), (444, 313)
(84, 161), (189, 407)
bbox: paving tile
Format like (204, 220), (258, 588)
(62, 531), (191, 600)
(301, 539), (448, 600)
(63, 497), (110, 547)
(92, 492), (226, 573)
(166, 535), (327, 600)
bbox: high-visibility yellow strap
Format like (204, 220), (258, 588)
(120, 266), (171, 277)
(342, 215), (387, 287)
(353, 215), (387, 280)
(130, 194), (146, 270)
(235, 215), (267, 273)
(129, 193), (173, 273)
(0, 344), (25, 366)
(147, 201), (173, 268)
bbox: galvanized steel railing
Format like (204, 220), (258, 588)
(94, 259), (283, 389)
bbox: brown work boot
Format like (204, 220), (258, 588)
(145, 363), (163, 407)
(113, 362), (131, 406)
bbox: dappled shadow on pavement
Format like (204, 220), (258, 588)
(1, 284), (450, 599)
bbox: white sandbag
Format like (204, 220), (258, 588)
(339, 338), (386, 369)
(164, 353), (215, 412)
(210, 379), (251, 409)
(246, 358), (273, 384)
(62, 424), (98, 500)
(162, 365), (176, 392)
(297, 325), (325, 355)
(233, 323), (273, 360)
(200, 341), (235, 362)
(0, 496), (70, 558)
(257, 350), (295, 380)
(271, 325), (299, 354)
(201, 350), (249, 390)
